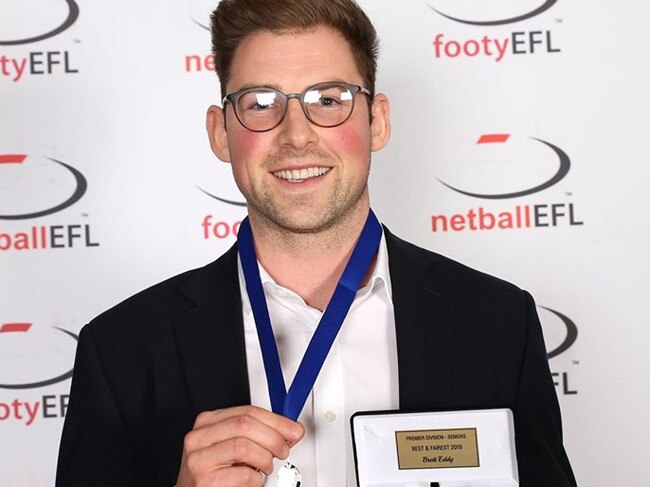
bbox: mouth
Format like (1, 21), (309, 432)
(272, 166), (331, 183)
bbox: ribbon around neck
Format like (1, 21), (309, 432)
(237, 210), (382, 420)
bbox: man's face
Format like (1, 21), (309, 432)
(207, 26), (390, 234)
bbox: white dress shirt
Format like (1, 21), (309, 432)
(238, 232), (399, 486)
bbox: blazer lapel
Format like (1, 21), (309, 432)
(172, 244), (251, 415)
(386, 229), (456, 410)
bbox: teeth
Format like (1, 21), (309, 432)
(273, 167), (330, 182)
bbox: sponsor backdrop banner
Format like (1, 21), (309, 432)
(1, 0), (648, 485)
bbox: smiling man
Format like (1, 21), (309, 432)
(56, 1), (576, 486)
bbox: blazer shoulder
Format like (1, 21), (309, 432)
(385, 227), (528, 304)
(85, 244), (239, 341)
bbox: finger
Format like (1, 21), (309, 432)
(206, 465), (265, 487)
(188, 436), (275, 476)
(187, 413), (291, 459)
(195, 405), (304, 444)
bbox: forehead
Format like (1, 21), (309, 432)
(226, 26), (362, 93)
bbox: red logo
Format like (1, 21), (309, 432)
(431, 133), (584, 232)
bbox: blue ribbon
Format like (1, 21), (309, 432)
(237, 210), (382, 420)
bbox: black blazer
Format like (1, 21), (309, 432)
(56, 230), (576, 486)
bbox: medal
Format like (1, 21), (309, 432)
(277, 459), (302, 487)
(238, 210), (382, 480)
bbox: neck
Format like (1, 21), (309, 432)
(247, 204), (373, 311)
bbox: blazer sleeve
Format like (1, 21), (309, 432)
(56, 325), (139, 486)
(514, 291), (577, 486)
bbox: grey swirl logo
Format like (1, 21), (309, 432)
(0, 0), (80, 46)
(0, 323), (78, 389)
(539, 306), (578, 359)
(429, 0), (557, 26)
(192, 19), (210, 31)
(186, 0), (212, 30)
(197, 187), (246, 207)
(0, 154), (87, 220)
(437, 134), (570, 200)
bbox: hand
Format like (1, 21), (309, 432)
(175, 405), (304, 487)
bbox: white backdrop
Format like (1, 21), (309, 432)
(1, 0), (649, 485)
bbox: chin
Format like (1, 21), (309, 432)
(276, 216), (335, 234)
(266, 208), (341, 234)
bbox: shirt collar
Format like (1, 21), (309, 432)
(238, 229), (392, 309)
(358, 230), (392, 300)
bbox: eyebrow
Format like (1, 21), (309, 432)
(234, 82), (283, 92)
(231, 79), (352, 94)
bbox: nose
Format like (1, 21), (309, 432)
(277, 97), (318, 150)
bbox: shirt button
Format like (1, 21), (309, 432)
(324, 410), (337, 422)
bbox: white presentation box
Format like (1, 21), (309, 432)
(351, 408), (519, 487)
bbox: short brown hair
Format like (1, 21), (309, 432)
(210, 0), (379, 97)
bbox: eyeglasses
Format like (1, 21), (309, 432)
(222, 81), (371, 132)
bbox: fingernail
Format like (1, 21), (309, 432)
(291, 424), (302, 438)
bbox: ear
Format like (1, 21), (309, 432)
(206, 105), (231, 163)
(369, 93), (391, 152)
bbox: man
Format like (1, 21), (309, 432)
(56, 0), (577, 486)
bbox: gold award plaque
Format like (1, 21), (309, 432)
(395, 428), (479, 470)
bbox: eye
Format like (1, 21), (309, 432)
(240, 91), (280, 112)
(305, 86), (349, 111)
(250, 101), (272, 110)
(319, 96), (340, 107)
